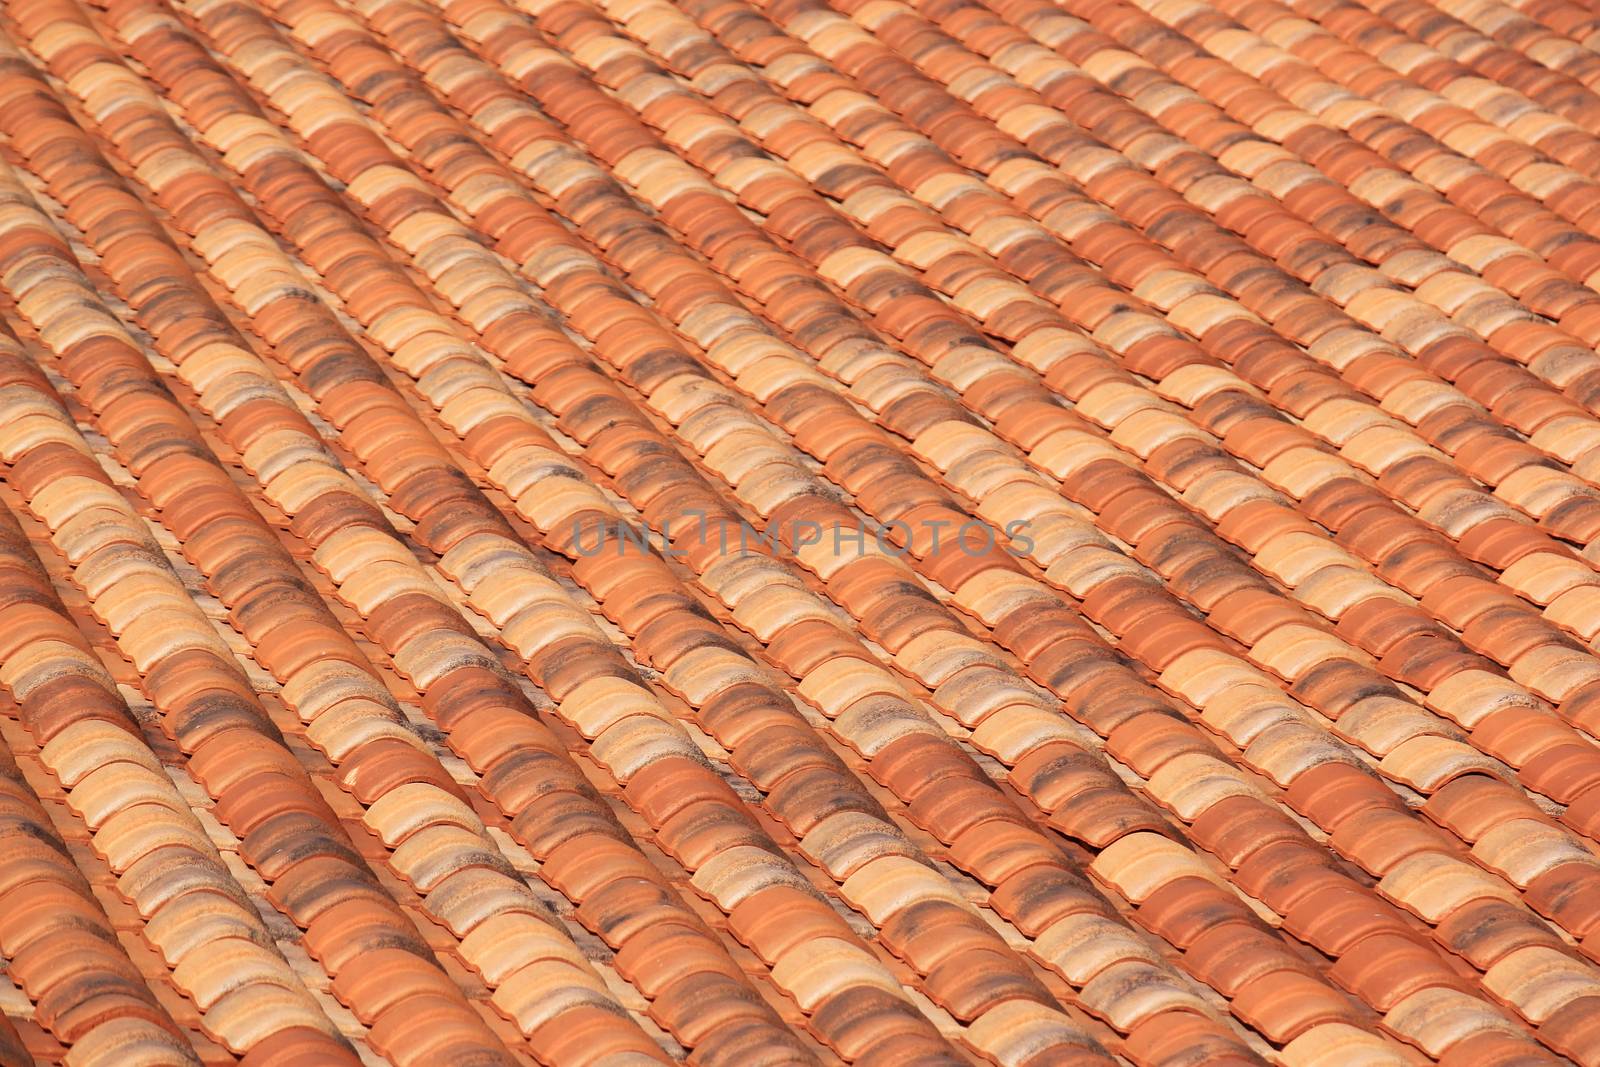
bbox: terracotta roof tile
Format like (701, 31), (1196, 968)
(0, 0), (1598, 1058)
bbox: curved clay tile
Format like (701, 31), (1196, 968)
(3, 0), (1600, 1059)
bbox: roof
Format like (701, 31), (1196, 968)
(0, 0), (1598, 1061)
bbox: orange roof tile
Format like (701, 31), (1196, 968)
(1, 0), (1599, 1061)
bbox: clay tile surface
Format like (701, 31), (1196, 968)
(5, 0), (1600, 1060)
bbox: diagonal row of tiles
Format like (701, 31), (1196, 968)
(0, 0), (1599, 1061)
